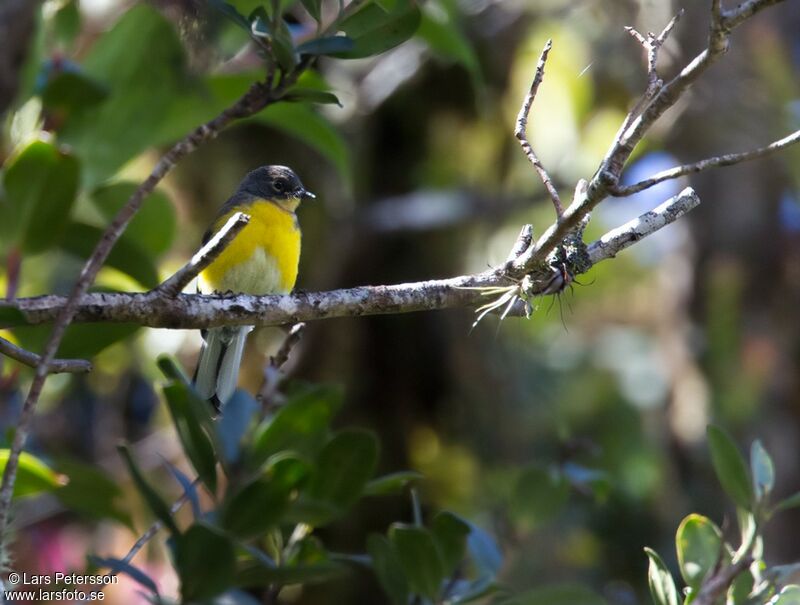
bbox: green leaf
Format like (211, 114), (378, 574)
(60, 222), (160, 289)
(512, 464), (570, 524)
(0, 450), (64, 498)
(236, 558), (345, 588)
(495, 585), (606, 605)
(364, 471), (423, 496)
(283, 87), (342, 106)
(296, 36), (355, 56)
(389, 524), (445, 600)
(163, 383), (218, 494)
(90, 183), (176, 256)
(52, 0), (82, 47)
(117, 444), (178, 535)
(644, 547), (680, 605)
(299, 0), (322, 22)
(367, 534), (409, 605)
(57, 322), (140, 359)
(727, 567), (754, 605)
(336, 1), (421, 59)
(41, 70), (109, 114)
(416, 2), (481, 83)
(431, 511), (470, 577)
(775, 492), (800, 513)
(210, 0), (251, 30)
(707, 425), (753, 510)
(257, 102), (352, 185)
(1, 138), (80, 253)
(676, 514), (724, 590)
(307, 429), (379, 516)
(59, 5), (187, 186)
(750, 440), (775, 501)
(175, 523), (236, 602)
(220, 456), (308, 538)
(54, 458), (134, 530)
(248, 384), (342, 470)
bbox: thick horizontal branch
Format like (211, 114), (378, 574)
(612, 129), (800, 196)
(1, 189), (699, 330)
(0, 336), (92, 374)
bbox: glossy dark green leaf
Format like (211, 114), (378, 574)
(0, 450), (64, 498)
(750, 440), (775, 501)
(117, 444), (178, 535)
(675, 514), (724, 589)
(59, 5), (187, 186)
(216, 390), (259, 466)
(2, 138), (80, 253)
(220, 457), (307, 538)
(336, 1), (421, 59)
(163, 383), (218, 494)
(364, 471), (423, 496)
(299, 0), (322, 22)
(283, 87), (342, 106)
(307, 429), (378, 515)
(157, 355), (190, 384)
(60, 222), (159, 289)
(89, 556), (159, 595)
(389, 524), (444, 600)
(495, 585), (606, 605)
(727, 567), (754, 605)
(296, 36), (355, 56)
(432, 511), (470, 577)
(90, 183), (176, 256)
(644, 548), (679, 605)
(271, 19), (299, 72)
(707, 425), (753, 510)
(248, 384), (342, 470)
(367, 534), (409, 605)
(175, 523), (236, 602)
(210, 0), (251, 29)
(250, 14), (271, 38)
(512, 464), (569, 524)
(57, 322), (140, 359)
(55, 458), (134, 530)
(41, 70), (109, 114)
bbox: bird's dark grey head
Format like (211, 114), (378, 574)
(236, 165), (315, 203)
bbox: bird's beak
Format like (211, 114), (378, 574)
(301, 189), (316, 200)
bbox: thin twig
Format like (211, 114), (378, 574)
(505, 225), (534, 266)
(0, 336), (91, 374)
(611, 128), (800, 196)
(257, 322), (306, 406)
(0, 59), (311, 545)
(514, 40), (563, 216)
(156, 212), (250, 297)
(1, 190), (701, 329)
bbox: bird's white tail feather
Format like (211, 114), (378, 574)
(194, 326), (253, 409)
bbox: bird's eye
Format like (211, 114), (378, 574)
(274, 179), (286, 192)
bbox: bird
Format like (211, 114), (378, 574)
(193, 165), (314, 411)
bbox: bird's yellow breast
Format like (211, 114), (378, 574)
(198, 200), (301, 295)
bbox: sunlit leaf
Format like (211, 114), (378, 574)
(750, 440), (775, 501)
(335, 1), (422, 59)
(2, 138), (80, 253)
(644, 547), (679, 605)
(675, 514), (724, 589)
(0, 450), (64, 498)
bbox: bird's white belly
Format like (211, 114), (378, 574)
(213, 247), (286, 294)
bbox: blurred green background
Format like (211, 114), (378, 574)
(1, 0), (800, 603)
